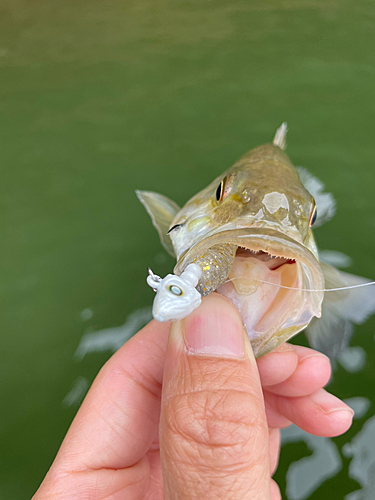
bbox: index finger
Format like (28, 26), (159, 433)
(54, 319), (170, 471)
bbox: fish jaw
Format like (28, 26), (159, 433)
(174, 228), (324, 357)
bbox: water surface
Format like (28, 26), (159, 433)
(1, 1), (375, 498)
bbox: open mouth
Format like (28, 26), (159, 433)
(217, 246), (300, 340)
(174, 227), (324, 355)
(235, 247), (296, 270)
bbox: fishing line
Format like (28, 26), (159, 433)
(222, 277), (375, 293)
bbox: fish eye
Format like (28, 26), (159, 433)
(309, 206), (318, 226)
(168, 284), (183, 296)
(215, 180), (224, 203)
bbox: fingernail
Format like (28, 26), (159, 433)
(310, 389), (355, 417)
(183, 294), (245, 358)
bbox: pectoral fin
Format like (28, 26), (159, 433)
(136, 190), (180, 257)
(297, 167), (336, 228)
(305, 263), (375, 358)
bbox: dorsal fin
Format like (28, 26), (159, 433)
(273, 122), (288, 150)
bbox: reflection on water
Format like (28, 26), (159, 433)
(63, 307), (152, 406)
(74, 306), (152, 360)
(338, 346), (367, 373)
(282, 396), (372, 500)
(279, 344), (372, 499)
(282, 426), (342, 500)
(344, 398), (371, 420)
(80, 308), (93, 321)
(343, 415), (375, 500)
(62, 377), (89, 408)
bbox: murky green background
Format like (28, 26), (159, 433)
(1, 1), (375, 498)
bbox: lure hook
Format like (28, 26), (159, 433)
(147, 267), (162, 292)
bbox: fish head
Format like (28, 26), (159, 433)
(138, 127), (326, 356)
(169, 143), (317, 258)
(171, 142), (324, 356)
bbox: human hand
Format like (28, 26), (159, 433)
(33, 293), (354, 500)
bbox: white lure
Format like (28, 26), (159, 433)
(147, 263), (202, 322)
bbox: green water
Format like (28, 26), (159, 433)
(1, 1), (375, 498)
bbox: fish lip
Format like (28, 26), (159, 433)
(174, 222), (304, 260)
(174, 227), (317, 272)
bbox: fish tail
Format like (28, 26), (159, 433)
(273, 122), (288, 150)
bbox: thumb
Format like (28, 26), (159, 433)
(160, 293), (271, 500)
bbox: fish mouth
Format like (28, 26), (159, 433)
(235, 246), (296, 269)
(174, 228), (324, 357)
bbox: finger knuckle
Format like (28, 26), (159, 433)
(163, 388), (268, 471)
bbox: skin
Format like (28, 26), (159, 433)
(33, 294), (354, 500)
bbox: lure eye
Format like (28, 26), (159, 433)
(215, 180), (224, 203)
(168, 284), (183, 296)
(309, 206), (318, 226)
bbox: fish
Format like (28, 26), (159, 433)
(137, 124), (375, 358)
